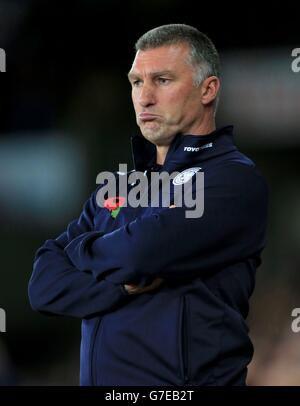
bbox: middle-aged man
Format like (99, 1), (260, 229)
(29, 24), (268, 386)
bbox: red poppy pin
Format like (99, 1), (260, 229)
(104, 196), (126, 219)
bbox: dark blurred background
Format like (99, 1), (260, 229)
(0, 0), (299, 385)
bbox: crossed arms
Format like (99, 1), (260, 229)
(28, 163), (267, 319)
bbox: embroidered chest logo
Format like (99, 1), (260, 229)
(172, 167), (202, 185)
(183, 142), (213, 152)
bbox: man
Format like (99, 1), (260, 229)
(29, 24), (268, 386)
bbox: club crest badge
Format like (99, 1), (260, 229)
(172, 167), (202, 185)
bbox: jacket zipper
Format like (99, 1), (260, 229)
(180, 295), (190, 383)
(90, 318), (102, 385)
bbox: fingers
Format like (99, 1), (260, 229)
(124, 277), (164, 295)
(124, 284), (140, 294)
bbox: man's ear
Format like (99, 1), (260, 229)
(201, 76), (220, 105)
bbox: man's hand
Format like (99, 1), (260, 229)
(124, 277), (164, 295)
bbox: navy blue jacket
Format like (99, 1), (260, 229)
(29, 126), (268, 385)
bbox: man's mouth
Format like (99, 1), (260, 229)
(138, 113), (160, 121)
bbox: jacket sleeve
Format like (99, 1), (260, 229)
(64, 163), (269, 284)
(28, 186), (130, 319)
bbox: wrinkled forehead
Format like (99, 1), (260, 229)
(129, 43), (191, 77)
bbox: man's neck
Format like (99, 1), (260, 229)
(156, 145), (170, 165)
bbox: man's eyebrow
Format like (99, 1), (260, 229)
(127, 71), (139, 81)
(127, 70), (175, 80)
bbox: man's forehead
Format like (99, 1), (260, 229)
(129, 43), (190, 76)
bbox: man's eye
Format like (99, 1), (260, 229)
(158, 78), (170, 84)
(133, 80), (142, 86)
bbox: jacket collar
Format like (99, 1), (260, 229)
(131, 125), (237, 173)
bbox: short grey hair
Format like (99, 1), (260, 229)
(135, 24), (220, 87)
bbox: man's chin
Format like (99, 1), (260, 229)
(138, 122), (176, 145)
(140, 130), (163, 144)
(141, 131), (176, 148)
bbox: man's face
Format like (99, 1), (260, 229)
(128, 43), (205, 146)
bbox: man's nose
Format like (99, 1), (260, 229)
(138, 84), (156, 107)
